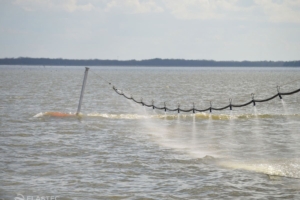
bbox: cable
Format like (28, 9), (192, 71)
(90, 68), (300, 113)
(113, 85), (300, 113)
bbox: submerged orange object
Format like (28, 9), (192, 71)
(45, 112), (76, 117)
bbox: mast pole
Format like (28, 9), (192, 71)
(76, 67), (89, 115)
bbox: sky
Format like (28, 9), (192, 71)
(0, 0), (300, 61)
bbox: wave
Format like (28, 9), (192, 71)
(219, 159), (300, 179)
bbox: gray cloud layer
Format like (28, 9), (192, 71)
(1, 0), (300, 60)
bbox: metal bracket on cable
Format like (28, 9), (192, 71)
(277, 86), (282, 99)
(251, 93), (255, 106)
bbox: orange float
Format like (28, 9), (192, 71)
(45, 112), (76, 117)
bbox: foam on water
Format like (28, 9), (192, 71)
(33, 112), (44, 118)
(219, 159), (300, 179)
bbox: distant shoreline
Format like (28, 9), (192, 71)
(0, 57), (299, 67)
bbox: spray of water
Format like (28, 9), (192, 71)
(281, 99), (288, 115)
(253, 106), (258, 116)
(188, 114), (197, 150)
(127, 102), (220, 159)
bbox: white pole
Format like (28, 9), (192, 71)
(76, 67), (89, 115)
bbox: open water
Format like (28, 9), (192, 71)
(1, 66), (300, 199)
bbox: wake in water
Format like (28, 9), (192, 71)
(33, 107), (300, 179)
(219, 159), (300, 179)
(34, 112), (300, 120)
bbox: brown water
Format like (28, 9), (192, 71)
(1, 66), (300, 199)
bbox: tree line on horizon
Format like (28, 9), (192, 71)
(0, 57), (299, 66)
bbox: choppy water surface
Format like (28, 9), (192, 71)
(1, 66), (300, 199)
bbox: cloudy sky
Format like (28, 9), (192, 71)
(0, 0), (300, 61)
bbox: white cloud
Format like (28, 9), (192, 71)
(13, 0), (95, 12)
(162, 0), (300, 23)
(254, 0), (300, 23)
(64, 0), (94, 12)
(162, 0), (247, 20)
(104, 0), (164, 14)
(11, 0), (300, 23)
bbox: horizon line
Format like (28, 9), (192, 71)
(1, 57), (300, 62)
